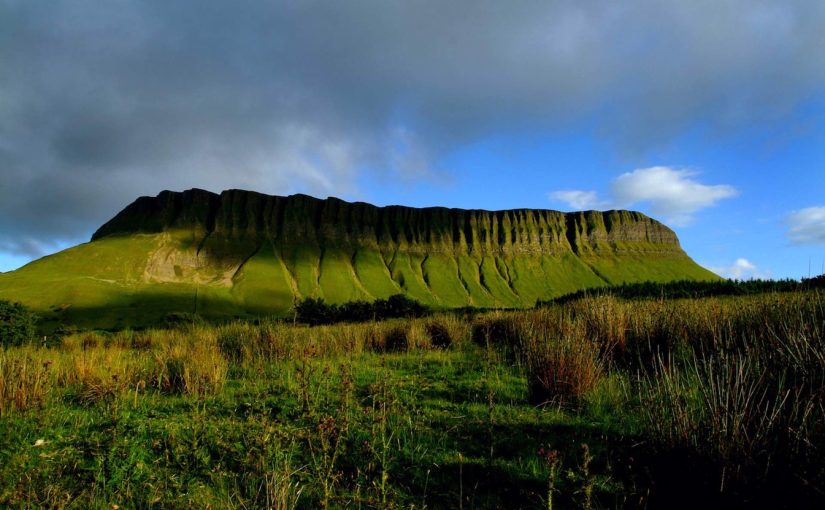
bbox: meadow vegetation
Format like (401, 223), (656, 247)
(1, 291), (824, 508)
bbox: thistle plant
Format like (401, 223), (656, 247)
(538, 445), (561, 510)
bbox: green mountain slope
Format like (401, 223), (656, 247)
(0, 189), (718, 328)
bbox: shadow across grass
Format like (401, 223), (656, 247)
(39, 288), (291, 333)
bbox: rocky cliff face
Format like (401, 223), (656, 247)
(93, 188), (683, 256)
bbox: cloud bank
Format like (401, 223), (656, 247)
(2, 1), (824, 257)
(549, 167), (737, 225)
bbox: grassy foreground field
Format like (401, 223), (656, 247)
(1, 292), (824, 508)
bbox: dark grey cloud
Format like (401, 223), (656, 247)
(2, 0), (825, 258)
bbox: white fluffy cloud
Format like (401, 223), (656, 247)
(611, 167), (738, 226)
(710, 258), (766, 280)
(549, 166), (737, 225)
(786, 207), (825, 244)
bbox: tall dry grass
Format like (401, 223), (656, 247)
(153, 328), (228, 397)
(622, 292), (825, 491)
(3, 291), (822, 487)
(0, 351), (54, 415)
(0, 313), (470, 415)
(471, 307), (610, 406)
(468, 291), (825, 485)
(213, 314), (466, 364)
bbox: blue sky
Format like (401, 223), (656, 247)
(1, 1), (824, 278)
(354, 105), (825, 279)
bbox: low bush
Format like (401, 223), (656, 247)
(0, 300), (38, 348)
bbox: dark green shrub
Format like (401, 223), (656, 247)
(295, 297), (336, 326)
(338, 300), (374, 322)
(0, 300), (38, 348)
(294, 294), (428, 325)
(375, 294), (427, 319)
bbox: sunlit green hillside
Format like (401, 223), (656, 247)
(0, 190), (718, 328)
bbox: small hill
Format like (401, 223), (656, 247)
(0, 189), (717, 328)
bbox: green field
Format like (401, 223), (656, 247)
(1, 291), (823, 508)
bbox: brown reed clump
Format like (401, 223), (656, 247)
(568, 295), (629, 353)
(382, 325), (409, 352)
(471, 312), (523, 348)
(441, 314), (471, 345)
(426, 321), (452, 349)
(524, 333), (605, 407)
(65, 348), (136, 405)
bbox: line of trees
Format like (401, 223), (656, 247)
(294, 294), (428, 325)
(538, 276), (825, 306)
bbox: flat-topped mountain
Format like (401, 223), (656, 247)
(92, 188), (680, 250)
(0, 189), (717, 328)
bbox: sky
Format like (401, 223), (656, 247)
(1, 0), (824, 279)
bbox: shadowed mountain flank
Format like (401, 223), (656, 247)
(1, 189), (717, 327)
